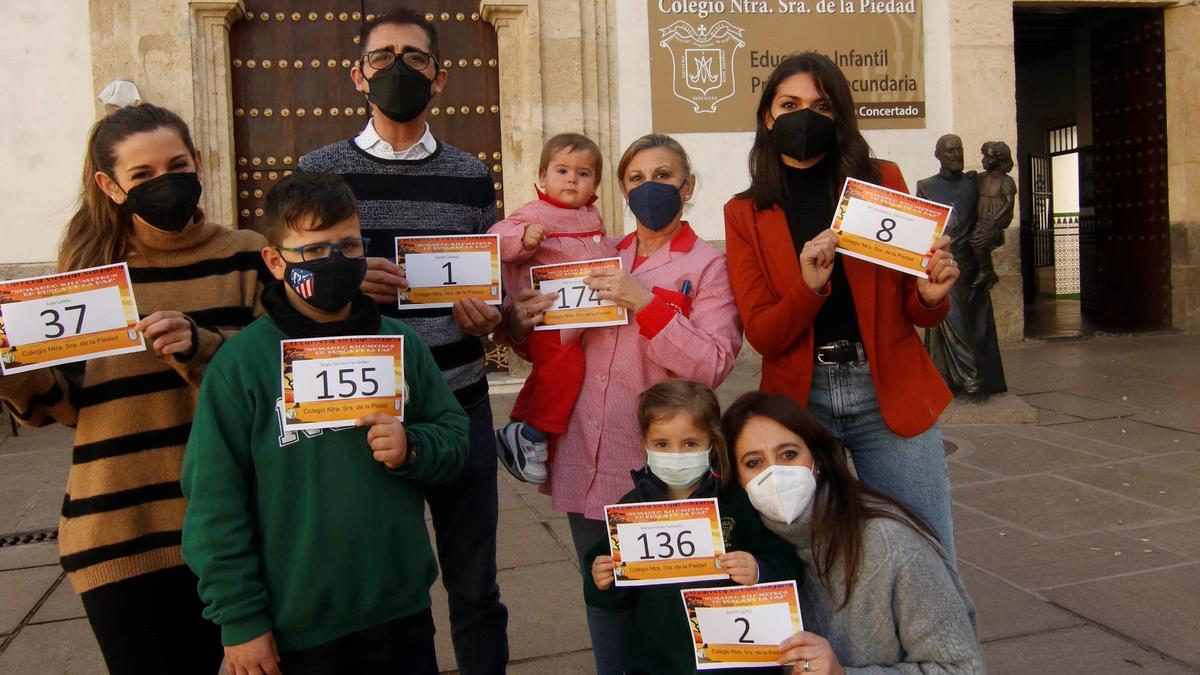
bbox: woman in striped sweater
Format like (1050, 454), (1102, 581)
(0, 104), (264, 674)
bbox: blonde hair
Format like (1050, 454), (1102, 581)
(58, 104), (197, 271)
(616, 134), (693, 186)
(637, 379), (731, 485)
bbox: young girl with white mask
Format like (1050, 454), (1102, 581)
(584, 379), (802, 674)
(721, 392), (985, 675)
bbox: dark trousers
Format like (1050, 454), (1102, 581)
(279, 609), (438, 675)
(425, 395), (509, 674)
(80, 565), (222, 675)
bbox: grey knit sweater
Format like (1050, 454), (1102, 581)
(299, 139), (497, 405)
(762, 506), (986, 674)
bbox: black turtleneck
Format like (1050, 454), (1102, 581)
(261, 282), (382, 339)
(782, 159), (861, 346)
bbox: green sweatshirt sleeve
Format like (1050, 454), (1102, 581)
(582, 539), (636, 612)
(386, 328), (468, 486)
(726, 489), (805, 585)
(180, 365), (274, 647)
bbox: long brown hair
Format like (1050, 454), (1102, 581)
(637, 379), (731, 486)
(58, 104), (197, 271)
(737, 52), (880, 211)
(720, 391), (938, 605)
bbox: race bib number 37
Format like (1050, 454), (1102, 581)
(531, 257), (628, 331)
(605, 498), (727, 587)
(830, 178), (952, 278)
(281, 335), (404, 431)
(682, 581), (804, 670)
(0, 263), (144, 375)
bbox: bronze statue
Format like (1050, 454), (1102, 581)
(972, 141), (1016, 290)
(919, 134), (1007, 402)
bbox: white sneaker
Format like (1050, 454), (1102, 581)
(495, 421), (549, 484)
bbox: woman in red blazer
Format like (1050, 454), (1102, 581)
(723, 52), (962, 558)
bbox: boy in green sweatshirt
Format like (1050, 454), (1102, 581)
(181, 172), (468, 675)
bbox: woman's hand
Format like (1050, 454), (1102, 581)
(799, 230), (839, 294)
(778, 631), (844, 675)
(592, 554), (616, 590)
(224, 631), (282, 675)
(916, 235), (959, 307)
(136, 311), (193, 357)
(585, 268), (652, 313)
(507, 289), (557, 343)
(718, 551), (759, 585)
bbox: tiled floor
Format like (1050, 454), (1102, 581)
(2, 333), (1198, 673)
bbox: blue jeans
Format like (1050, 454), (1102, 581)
(425, 395), (509, 674)
(568, 513), (631, 675)
(807, 361), (957, 561)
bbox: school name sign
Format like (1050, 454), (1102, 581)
(648, 0), (926, 131)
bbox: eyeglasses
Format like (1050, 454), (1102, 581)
(360, 47), (437, 73)
(277, 237), (370, 262)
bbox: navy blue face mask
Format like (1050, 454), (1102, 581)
(628, 181), (684, 232)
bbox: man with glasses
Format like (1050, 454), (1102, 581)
(299, 8), (508, 674)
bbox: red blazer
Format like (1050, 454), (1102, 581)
(723, 161), (951, 437)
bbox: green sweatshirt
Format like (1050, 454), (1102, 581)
(584, 469), (805, 674)
(181, 313), (468, 652)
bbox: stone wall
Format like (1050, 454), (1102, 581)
(1165, 4), (1200, 331)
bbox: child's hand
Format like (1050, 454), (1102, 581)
(592, 554), (616, 590)
(718, 551), (759, 585)
(355, 413), (407, 469)
(224, 631), (281, 675)
(136, 311), (193, 356)
(523, 223), (548, 251)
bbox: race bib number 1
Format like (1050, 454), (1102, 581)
(682, 581), (804, 670)
(605, 498), (727, 587)
(830, 178), (952, 278)
(0, 263), (144, 375)
(281, 335), (404, 431)
(396, 234), (502, 308)
(531, 257), (628, 331)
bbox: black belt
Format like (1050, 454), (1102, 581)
(815, 340), (866, 365)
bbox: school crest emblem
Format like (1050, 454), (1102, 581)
(658, 20), (745, 114)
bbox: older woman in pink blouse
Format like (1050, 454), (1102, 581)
(507, 134), (742, 674)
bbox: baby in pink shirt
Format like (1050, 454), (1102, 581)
(490, 133), (616, 483)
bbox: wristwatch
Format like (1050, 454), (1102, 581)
(400, 430), (418, 469)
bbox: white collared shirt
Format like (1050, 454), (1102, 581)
(354, 120), (438, 160)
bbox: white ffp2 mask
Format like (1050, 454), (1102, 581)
(745, 464), (817, 524)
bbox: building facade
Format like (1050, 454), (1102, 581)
(2, 0), (1197, 341)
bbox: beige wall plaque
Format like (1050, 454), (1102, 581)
(648, 0), (925, 131)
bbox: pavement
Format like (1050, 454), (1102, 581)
(1, 332), (1199, 674)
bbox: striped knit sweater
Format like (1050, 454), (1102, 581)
(299, 139), (497, 405)
(0, 215), (265, 594)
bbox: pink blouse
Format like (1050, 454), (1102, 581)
(542, 223), (743, 518)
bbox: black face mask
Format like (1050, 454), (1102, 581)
(770, 109), (837, 163)
(122, 172), (202, 232)
(283, 251), (368, 314)
(366, 61), (434, 123)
